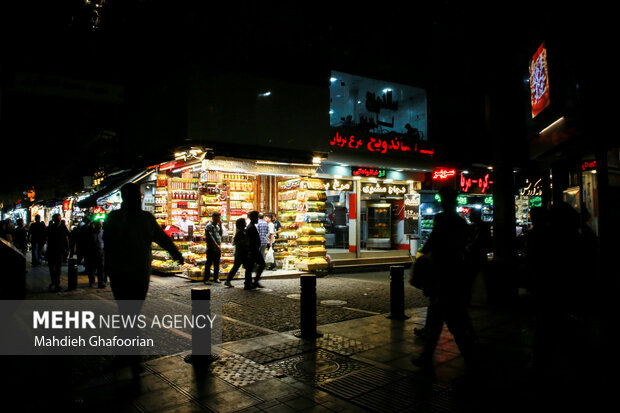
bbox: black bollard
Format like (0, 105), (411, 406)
(185, 287), (219, 364)
(387, 266), (410, 320)
(67, 257), (77, 291)
(294, 274), (323, 339)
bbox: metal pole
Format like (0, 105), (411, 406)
(295, 274), (323, 339)
(387, 265), (410, 320)
(355, 180), (361, 258)
(185, 287), (219, 364)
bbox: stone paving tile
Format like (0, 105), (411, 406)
(133, 385), (192, 412)
(241, 377), (300, 400)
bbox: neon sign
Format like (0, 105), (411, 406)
(530, 42), (550, 118)
(433, 168), (456, 180)
(329, 132), (433, 156)
(323, 179), (353, 191)
(93, 206), (107, 221)
(581, 160), (596, 171)
(519, 179), (543, 196)
(457, 195), (468, 205)
(460, 172), (493, 194)
(352, 167), (386, 178)
(361, 183), (408, 195)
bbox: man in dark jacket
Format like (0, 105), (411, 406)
(245, 210), (265, 289)
(28, 214), (46, 266)
(412, 187), (478, 373)
(46, 213), (69, 292)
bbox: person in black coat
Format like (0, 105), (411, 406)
(45, 213), (70, 292)
(412, 187), (479, 373)
(28, 214), (46, 266)
(245, 210), (265, 289)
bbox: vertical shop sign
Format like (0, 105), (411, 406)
(530, 42), (550, 118)
(403, 193), (420, 236)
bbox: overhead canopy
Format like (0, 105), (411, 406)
(76, 168), (155, 208)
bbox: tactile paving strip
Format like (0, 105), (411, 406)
(315, 333), (376, 356)
(208, 353), (281, 387)
(266, 349), (370, 384)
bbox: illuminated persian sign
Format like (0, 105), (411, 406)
(432, 168), (456, 180)
(519, 179), (543, 196)
(460, 172), (493, 194)
(530, 42), (550, 118)
(404, 193), (420, 235)
(352, 167), (386, 178)
(361, 183), (408, 195)
(329, 132), (434, 156)
(322, 179), (353, 191)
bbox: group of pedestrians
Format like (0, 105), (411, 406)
(202, 210), (281, 290)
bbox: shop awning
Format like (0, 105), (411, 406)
(76, 168), (155, 208)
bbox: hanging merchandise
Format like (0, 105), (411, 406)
(277, 177), (329, 272)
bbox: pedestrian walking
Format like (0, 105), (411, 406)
(85, 220), (106, 288)
(411, 187), (479, 373)
(224, 218), (250, 287)
(45, 213), (70, 292)
(257, 212), (269, 260)
(60, 219), (70, 262)
(103, 183), (183, 376)
(464, 207), (492, 304)
(203, 211), (223, 284)
(28, 214), (46, 266)
(245, 210), (265, 289)
(264, 213), (276, 270)
(12, 218), (28, 256)
(103, 183), (184, 301)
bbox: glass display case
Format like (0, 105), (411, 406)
(366, 203), (391, 249)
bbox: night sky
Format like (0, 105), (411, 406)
(0, 1), (594, 204)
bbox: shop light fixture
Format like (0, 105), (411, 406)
(353, 176), (362, 180)
(406, 180), (414, 183)
(334, 175), (342, 178)
(383, 179), (393, 183)
(312, 157), (323, 165)
(368, 178), (377, 182)
(330, 77), (337, 82)
(539, 116), (565, 135)
(258, 91), (271, 97)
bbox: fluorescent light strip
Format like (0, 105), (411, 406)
(539, 116), (565, 135)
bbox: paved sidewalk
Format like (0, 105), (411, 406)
(67, 302), (540, 413)
(8, 257), (605, 412)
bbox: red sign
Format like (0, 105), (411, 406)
(581, 160), (596, 171)
(93, 206), (106, 214)
(329, 132), (433, 156)
(432, 168), (456, 180)
(530, 42), (550, 118)
(62, 200), (72, 211)
(352, 167), (387, 178)
(460, 172), (493, 194)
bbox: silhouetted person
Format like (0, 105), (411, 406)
(246, 210), (265, 289)
(28, 214), (46, 266)
(465, 208), (492, 304)
(85, 220), (106, 288)
(103, 183), (183, 375)
(103, 183), (184, 301)
(45, 213), (69, 292)
(224, 218), (250, 288)
(12, 218), (28, 256)
(203, 211), (223, 284)
(412, 187), (478, 373)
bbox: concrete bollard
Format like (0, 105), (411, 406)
(295, 274), (323, 339)
(387, 265), (410, 320)
(67, 257), (77, 291)
(185, 287), (219, 364)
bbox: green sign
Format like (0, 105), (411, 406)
(457, 195), (468, 205)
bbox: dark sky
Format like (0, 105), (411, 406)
(0, 1), (596, 203)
